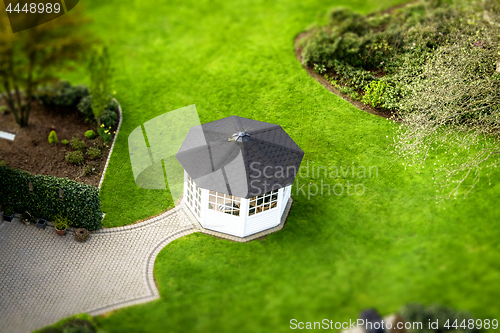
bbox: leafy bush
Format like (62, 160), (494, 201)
(362, 80), (388, 107)
(86, 147), (101, 160)
(100, 109), (118, 128)
(400, 303), (479, 333)
(78, 96), (118, 126)
(62, 139), (69, 145)
(70, 137), (86, 151)
(37, 81), (90, 109)
(53, 215), (70, 230)
(48, 130), (58, 145)
(84, 130), (96, 139)
(65, 151), (84, 165)
(0, 167), (102, 230)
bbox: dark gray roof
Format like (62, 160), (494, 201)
(176, 116), (304, 198)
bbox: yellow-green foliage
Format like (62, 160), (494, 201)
(48, 130), (58, 145)
(362, 80), (387, 108)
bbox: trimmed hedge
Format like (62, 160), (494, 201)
(0, 167), (102, 230)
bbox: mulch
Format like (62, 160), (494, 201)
(0, 99), (114, 187)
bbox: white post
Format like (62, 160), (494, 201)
(240, 197), (249, 237)
(277, 188), (284, 222)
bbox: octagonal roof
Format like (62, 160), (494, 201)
(176, 116), (304, 198)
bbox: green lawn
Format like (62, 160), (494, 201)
(65, 0), (500, 331)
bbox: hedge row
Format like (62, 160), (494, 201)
(0, 167), (102, 230)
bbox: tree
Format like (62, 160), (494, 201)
(0, 10), (89, 127)
(88, 47), (112, 126)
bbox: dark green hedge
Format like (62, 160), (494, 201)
(0, 167), (102, 230)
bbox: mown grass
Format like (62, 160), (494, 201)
(60, 0), (500, 331)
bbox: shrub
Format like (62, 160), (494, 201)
(83, 162), (99, 176)
(37, 81), (90, 109)
(77, 96), (118, 125)
(70, 137), (86, 151)
(74, 228), (90, 242)
(86, 147), (101, 160)
(65, 151), (84, 165)
(62, 139), (69, 145)
(53, 215), (70, 230)
(48, 130), (58, 145)
(77, 96), (93, 122)
(362, 80), (388, 107)
(100, 109), (118, 128)
(400, 303), (479, 333)
(84, 130), (96, 139)
(106, 99), (119, 112)
(0, 167), (102, 230)
(90, 137), (105, 150)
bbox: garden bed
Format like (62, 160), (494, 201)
(0, 98), (117, 187)
(294, 31), (394, 119)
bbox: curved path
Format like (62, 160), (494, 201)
(0, 204), (198, 333)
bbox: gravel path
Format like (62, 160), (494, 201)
(0, 204), (198, 333)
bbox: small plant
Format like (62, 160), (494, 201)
(83, 162), (99, 176)
(86, 147), (101, 160)
(62, 139), (69, 145)
(97, 125), (112, 143)
(0, 160), (6, 167)
(313, 63), (326, 74)
(90, 136), (105, 150)
(53, 215), (70, 231)
(48, 130), (58, 145)
(65, 151), (84, 165)
(74, 228), (90, 242)
(85, 130), (96, 139)
(70, 137), (86, 151)
(3, 205), (14, 216)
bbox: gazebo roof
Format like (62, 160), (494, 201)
(176, 116), (304, 198)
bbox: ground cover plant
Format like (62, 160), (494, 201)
(299, 0), (500, 199)
(33, 0), (500, 332)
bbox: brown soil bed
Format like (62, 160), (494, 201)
(294, 32), (395, 120)
(0, 99), (115, 187)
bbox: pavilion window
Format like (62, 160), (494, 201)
(187, 175), (202, 218)
(248, 189), (278, 216)
(208, 190), (241, 216)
